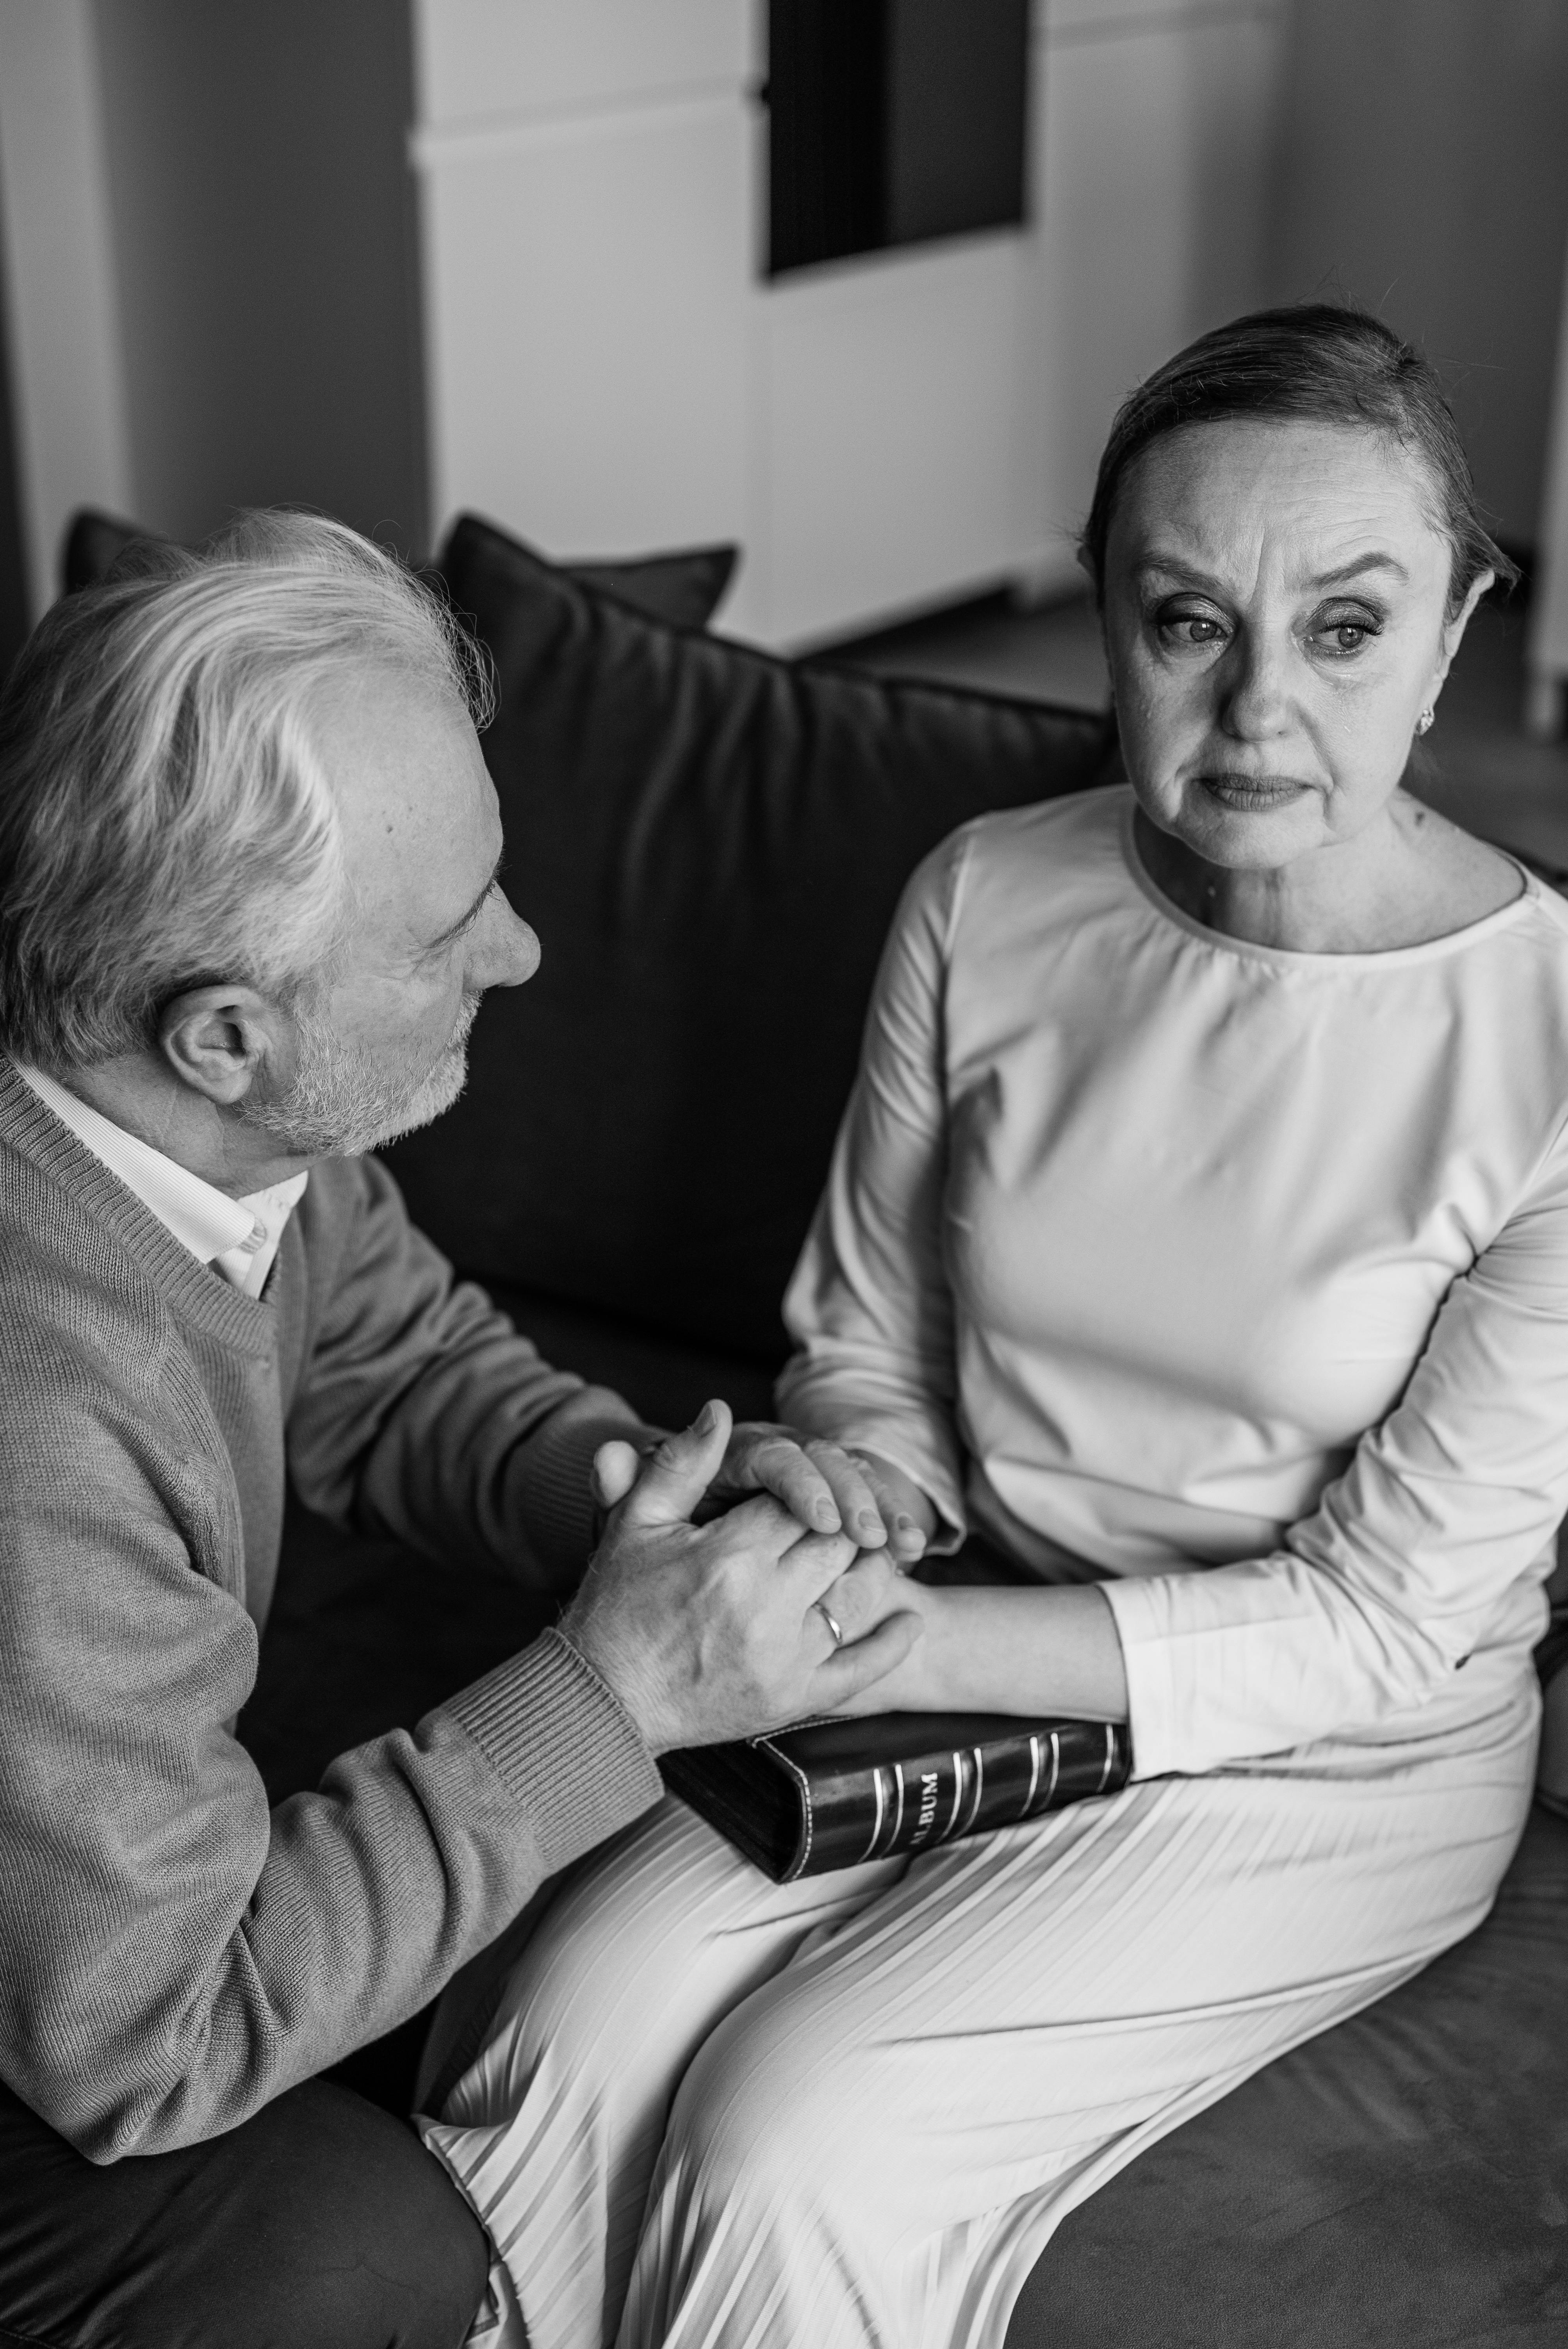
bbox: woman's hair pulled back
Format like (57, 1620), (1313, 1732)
(1080, 303), (1516, 618)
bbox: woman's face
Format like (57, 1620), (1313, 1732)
(1101, 417), (1490, 871)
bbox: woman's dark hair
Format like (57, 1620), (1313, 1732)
(1080, 303), (1517, 618)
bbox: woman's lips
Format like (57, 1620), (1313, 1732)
(1199, 773), (1313, 811)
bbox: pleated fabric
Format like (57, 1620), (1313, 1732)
(419, 1672), (1537, 2349)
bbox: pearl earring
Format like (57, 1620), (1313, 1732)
(1416, 708), (1435, 736)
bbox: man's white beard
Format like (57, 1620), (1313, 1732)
(240, 992), (483, 1157)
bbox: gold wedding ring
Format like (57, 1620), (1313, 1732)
(814, 1600), (844, 1647)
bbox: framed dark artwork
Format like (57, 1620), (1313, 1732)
(767, 0), (1032, 278)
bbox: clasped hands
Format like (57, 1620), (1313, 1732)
(560, 1400), (932, 1756)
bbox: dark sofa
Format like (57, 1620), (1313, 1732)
(69, 511), (1568, 2345)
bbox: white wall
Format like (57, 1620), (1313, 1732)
(413, 0), (1288, 648)
(90, 0), (425, 558)
(1267, 0), (1568, 550)
(1031, 0), (1285, 602)
(0, 0), (423, 619)
(24, 2), (1558, 659)
(0, 0), (132, 616)
(1528, 236), (1568, 732)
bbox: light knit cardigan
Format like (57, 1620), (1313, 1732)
(0, 1057), (661, 2161)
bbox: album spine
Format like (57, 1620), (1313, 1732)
(788, 1721), (1131, 1878)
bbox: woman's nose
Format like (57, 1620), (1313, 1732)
(1217, 630), (1292, 741)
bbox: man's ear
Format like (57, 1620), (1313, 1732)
(157, 984), (293, 1107)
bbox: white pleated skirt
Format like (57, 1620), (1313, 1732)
(419, 1667), (1538, 2349)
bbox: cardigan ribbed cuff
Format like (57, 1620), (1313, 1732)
(443, 1627), (663, 1873)
(515, 1394), (659, 1582)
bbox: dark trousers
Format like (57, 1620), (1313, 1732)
(0, 2078), (490, 2349)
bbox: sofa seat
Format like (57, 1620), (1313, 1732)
(1008, 1802), (1568, 2348)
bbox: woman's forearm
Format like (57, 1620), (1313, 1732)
(856, 1580), (1129, 1722)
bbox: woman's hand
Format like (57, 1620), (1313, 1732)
(703, 1420), (932, 1567)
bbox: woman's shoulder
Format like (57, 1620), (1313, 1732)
(960, 781), (1128, 858)
(930, 785), (1131, 922)
(879, 788), (1131, 1005)
(916, 784), (1132, 950)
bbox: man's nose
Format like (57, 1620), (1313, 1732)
(1218, 628), (1292, 740)
(470, 898), (541, 991)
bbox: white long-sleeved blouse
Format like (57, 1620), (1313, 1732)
(778, 786), (1568, 1777)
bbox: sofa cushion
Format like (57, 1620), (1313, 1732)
(383, 515), (1114, 1364)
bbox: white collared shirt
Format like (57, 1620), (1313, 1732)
(15, 1063), (308, 1299)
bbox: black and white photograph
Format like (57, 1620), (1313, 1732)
(1, 4), (1566, 2345)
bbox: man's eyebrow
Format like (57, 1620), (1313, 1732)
(422, 852), (504, 954)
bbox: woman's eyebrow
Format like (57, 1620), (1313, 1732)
(1310, 553), (1409, 588)
(422, 852), (504, 955)
(1133, 551), (1410, 593)
(1133, 555), (1225, 593)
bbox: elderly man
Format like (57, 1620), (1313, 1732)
(0, 514), (921, 2347)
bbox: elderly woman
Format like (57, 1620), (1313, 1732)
(424, 307), (1564, 2349)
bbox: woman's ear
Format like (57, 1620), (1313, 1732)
(157, 984), (290, 1108)
(1431, 568), (1495, 703)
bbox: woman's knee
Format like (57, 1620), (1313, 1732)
(451, 1798), (837, 2130)
(660, 1984), (884, 2214)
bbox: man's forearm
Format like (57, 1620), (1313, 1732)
(5, 1630), (661, 2163)
(286, 1162), (650, 1590)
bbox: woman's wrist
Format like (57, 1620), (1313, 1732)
(891, 1583), (1130, 1722)
(888, 1579), (954, 1707)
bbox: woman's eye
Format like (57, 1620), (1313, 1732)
(1309, 610), (1381, 658)
(1157, 610), (1226, 647)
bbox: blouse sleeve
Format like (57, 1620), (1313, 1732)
(776, 835), (971, 1547)
(1103, 1116), (1568, 1776)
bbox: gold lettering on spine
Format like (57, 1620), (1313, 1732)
(861, 1764), (889, 1862)
(946, 1754), (965, 1839)
(1022, 1733), (1044, 1821)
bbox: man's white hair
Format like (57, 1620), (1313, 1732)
(0, 510), (493, 1071)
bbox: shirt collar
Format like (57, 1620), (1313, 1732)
(13, 1062), (308, 1295)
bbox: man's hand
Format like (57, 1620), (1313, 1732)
(706, 1421), (930, 1567)
(561, 1401), (924, 1754)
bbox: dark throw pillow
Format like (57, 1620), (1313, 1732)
(559, 544), (737, 631)
(380, 515), (1115, 1366)
(61, 509), (151, 593)
(59, 507), (739, 632)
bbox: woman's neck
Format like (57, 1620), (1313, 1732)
(1132, 796), (1522, 955)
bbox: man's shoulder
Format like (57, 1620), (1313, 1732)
(0, 1142), (194, 1505)
(291, 1150), (423, 1281)
(0, 1116), (162, 1328)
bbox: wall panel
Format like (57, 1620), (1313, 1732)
(415, 0), (750, 129)
(419, 97), (752, 559)
(1031, 8), (1284, 592)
